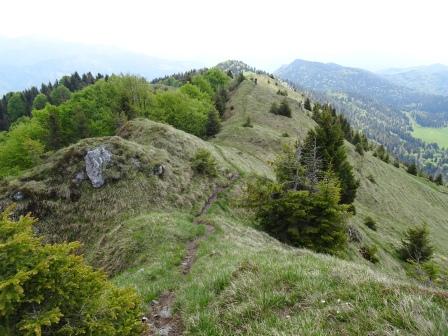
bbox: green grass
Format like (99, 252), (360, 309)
(412, 121), (448, 149)
(113, 212), (204, 302)
(177, 193), (448, 335)
(2, 73), (448, 335)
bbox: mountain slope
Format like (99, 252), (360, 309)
(1, 73), (447, 335)
(275, 59), (448, 113)
(379, 64), (448, 96)
(275, 59), (448, 179)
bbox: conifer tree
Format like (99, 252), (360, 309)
(304, 110), (359, 204)
(434, 174), (444, 185)
(399, 225), (434, 263)
(304, 97), (312, 111)
(407, 162), (418, 175)
(205, 109), (221, 137)
(47, 109), (63, 150)
(0, 209), (143, 335)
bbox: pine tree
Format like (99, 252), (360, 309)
(355, 143), (364, 155)
(0, 209), (143, 335)
(399, 225), (434, 263)
(304, 97), (312, 111)
(305, 111), (359, 204)
(407, 162), (418, 175)
(47, 109), (63, 150)
(434, 174), (444, 185)
(205, 109), (221, 137)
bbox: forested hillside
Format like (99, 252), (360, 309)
(379, 64), (448, 96)
(276, 59), (448, 180)
(1, 64), (447, 335)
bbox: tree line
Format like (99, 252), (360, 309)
(0, 72), (105, 131)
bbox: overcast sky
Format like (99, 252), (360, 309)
(1, 0), (447, 71)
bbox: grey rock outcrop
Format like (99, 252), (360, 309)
(85, 146), (112, 188)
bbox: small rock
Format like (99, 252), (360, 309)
(13, 191), (24, 201)
(85, 146), (112, 188)
(160, 306), (172, 319)
(153, 164), (165, 177)
(141, 316), (148, 323)
(73, 171), (86, 185)
(158, 326), (172, 336)
(131, 158), (141, 169)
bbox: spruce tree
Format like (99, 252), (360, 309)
(47, 109), (63, 150)
(399, 225), (434, 263)
(205, 109), (221, 137)
(434, 174), (444, 185)
(304, 97), (312, 111)
(303, 110), (359, 204)
(407, 162), (418, 175)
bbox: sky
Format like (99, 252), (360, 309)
(1, 0), (447, 71)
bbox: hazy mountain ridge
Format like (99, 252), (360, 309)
(378, 64), (448, 96)
(276, 59), (448, 114)
(0, 37), (200, 94)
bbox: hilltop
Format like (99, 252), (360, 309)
(1, 68), (447, 335)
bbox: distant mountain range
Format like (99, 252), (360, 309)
(276, 59), (448, 114)
(0, 37), (201, 95)
(378, 64), (448, 96)
(275, 58), (448, 178)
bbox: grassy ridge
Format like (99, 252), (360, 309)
(1, 73), (448, 334)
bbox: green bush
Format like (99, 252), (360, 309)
(0, 209), (143, 336)
(364, 216), (377, 231)
(359, 244), (379, 263)
(399, 225), (434, 263)
(244, 173), (350, 255)
(269, 99), (291, 118)
(276, 89), (288, 96)
(243, 117), (253, 128)
(191, 149), (218, 176)
(355, 143), (364, 155)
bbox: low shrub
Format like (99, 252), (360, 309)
(191, 149), (218, 176)
(243, 117), (253, 128)
(360, 244), (379, 263)
(364, 216), (377, 231)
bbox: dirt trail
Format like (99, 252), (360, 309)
(144, 173), (239, 335)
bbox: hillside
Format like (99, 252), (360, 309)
(1, 71), (447, 335)
(379, 64), (448, 96)
(275, 59), (448, 112)
(275, 59), (448, 179)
